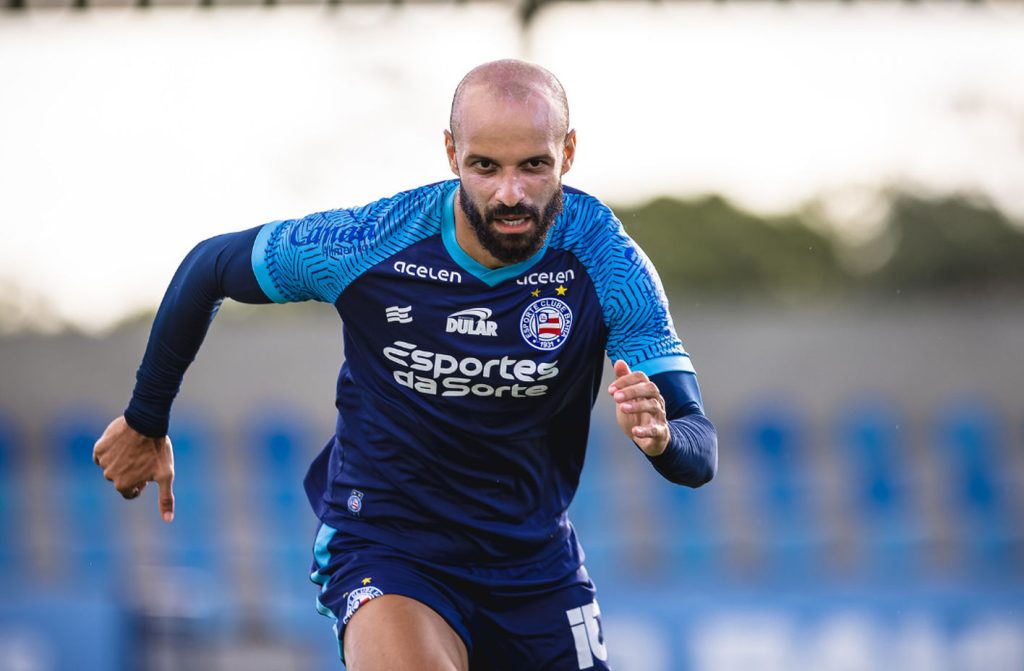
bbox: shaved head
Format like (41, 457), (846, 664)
(449, 59), (569, 143)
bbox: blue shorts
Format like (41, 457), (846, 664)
(309, 524), (612, 670)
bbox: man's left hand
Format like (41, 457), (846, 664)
(608, 360), (669, 457)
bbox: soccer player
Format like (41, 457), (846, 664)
(93, 59), (717, 671)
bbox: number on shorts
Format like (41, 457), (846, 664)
(566, 600), (607, 669)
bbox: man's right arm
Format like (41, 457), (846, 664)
(99, 193), (419, 518)
(94, 226), (272, 521)
(124, 226), (271, 438)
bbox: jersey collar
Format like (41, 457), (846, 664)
(441, 185), (549, 288)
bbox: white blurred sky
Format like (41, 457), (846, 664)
(1, 2), (1023, 332)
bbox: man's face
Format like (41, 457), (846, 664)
(446, 87), (576, 265)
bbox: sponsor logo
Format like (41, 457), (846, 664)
(445, 308), (498, 337)
(343, 585), (384, 624)
(516, 269), (576, 286)
(289, 219), (375, 255)
(385, 305), (413, 324)
(393, 260), (462, 284)
(520, 298), (573, 351)
(347, 489), (364, 515)
(382, 340), (558, 398)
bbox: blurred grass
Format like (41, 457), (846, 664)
(615, 189), (1024, 301)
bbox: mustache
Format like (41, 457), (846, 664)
(487, 203), (539, 220)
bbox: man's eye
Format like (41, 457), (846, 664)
(476, 160), (494, 170)
(527, 159), (546, 169)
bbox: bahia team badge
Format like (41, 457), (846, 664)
(520, 298), (573, 351)
(343, 584), (384, 624)
(347, 489), (364, 515)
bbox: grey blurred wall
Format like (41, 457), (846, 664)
(3, 297), (1020, 435)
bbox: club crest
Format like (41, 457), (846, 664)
(343, 585), (384, 624)
(347, 489), (364, 515)
(520, 298), (573, 351)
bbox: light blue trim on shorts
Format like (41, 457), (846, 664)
(309, 523), (343, 661)
(313, 522), (338, 572)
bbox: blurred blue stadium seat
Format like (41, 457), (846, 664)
(568, 418), (620, 582)
(0, 582), (129, 671)
(573, 414), (729, 588)
(659, 477), (728, 583)
(0, 413), (26, 573)
(137, 410), (236, 636)
(48, 409), (127, 585)
(739, 402), (828, 581)
(153, 412), (226, 570)
(934, 397), (1019, 577)
(241, 405), (323, 638)
(836, 398), (925, 581)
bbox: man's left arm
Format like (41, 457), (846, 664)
(607, 361), (718, 488)
(577, 201), (717, 486)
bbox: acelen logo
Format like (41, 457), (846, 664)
(445, 308), (498, 337)
(392, 260), (463, 284)
(516, 269), (576, 286)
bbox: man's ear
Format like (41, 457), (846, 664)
(444, 130), (460, 176)
(561, 129), (577, 176)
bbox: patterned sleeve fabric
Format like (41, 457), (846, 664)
(552, 193), (717, 486)
(553, 190), (693, 376)
(251, 183), (449, 304)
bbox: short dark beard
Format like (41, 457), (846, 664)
(458, 186), (564, 265)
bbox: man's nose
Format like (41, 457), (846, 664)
(495, 171), (525, 207)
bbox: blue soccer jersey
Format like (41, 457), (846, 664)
(248, 180), (695, 580)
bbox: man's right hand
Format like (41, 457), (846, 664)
(93, 416), (175, 523)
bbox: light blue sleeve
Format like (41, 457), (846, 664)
(250, 209), (372, 304)
(554, 191), (695, 376)
(250, 182), (452, 304)
(606, 238), (695, 377)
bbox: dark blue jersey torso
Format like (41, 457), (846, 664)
(248, 181), (696, 580)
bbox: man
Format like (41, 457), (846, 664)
(93, 59), (717, 671)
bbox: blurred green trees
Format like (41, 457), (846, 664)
(615, 191), (1024, 298)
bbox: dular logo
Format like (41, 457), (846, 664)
(386, 305), (413, 324)
(446, 308), (498, 337)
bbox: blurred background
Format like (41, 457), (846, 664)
(1, 0), (1023, 669)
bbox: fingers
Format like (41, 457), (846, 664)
(94, 416), (174, 520)
(157, 470), (175, 524)
(609, 360), (666, 415)
(610, 381), (661, 404)
(92, 417), (122, 466)
(617, 396), (665, 415)
(632, 422), (668, 442)
(609, 360), (670, 456)
(119, 483), (145, 499)
(608, 360), (652, 394)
